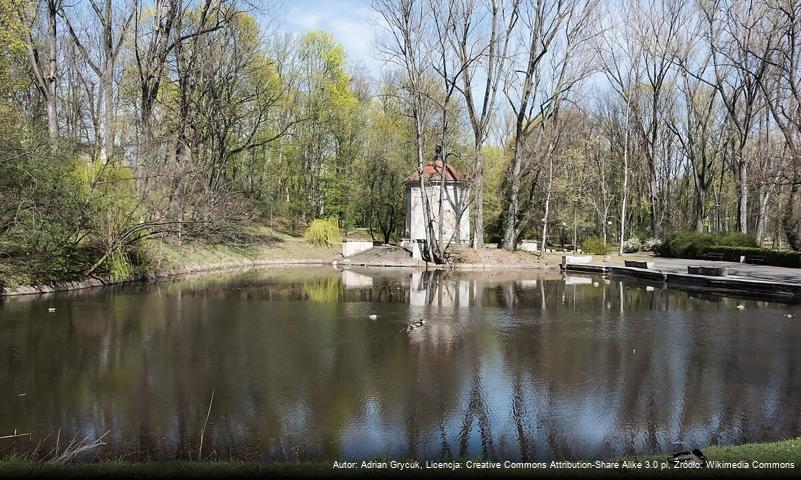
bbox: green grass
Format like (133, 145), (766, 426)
(0, 438), (798, 478)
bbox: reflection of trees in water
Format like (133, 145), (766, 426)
(302, 277), (342, 303)
(1, 270), (800, 461)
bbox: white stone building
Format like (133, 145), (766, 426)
(403, 155), (470, 250)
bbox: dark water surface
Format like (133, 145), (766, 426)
(1, 267), (800, 461)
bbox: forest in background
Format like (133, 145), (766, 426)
(1, 0), (801, 282)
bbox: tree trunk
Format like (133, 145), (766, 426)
(539, 156), (553, 257)
(472, 144), (484, 249)
(46, 0), (58, 141)
(737, 159), (748, 234)
(618, 103), (630, 255)
(648, 174), (659, 238)
(754, 184), (770, 245)
(693, 184), (706, 233)
(503, 138), (523, 250)
(784, 169), (801, 251)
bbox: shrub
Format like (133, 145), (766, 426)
(642, 237), (661, 252)
(656, 231), (759, 258)
(582, 236), (609, 255)
(718, 232), (758, 248)
(654, 230), (799, 268)
(702, 246), (801, 268)
(622, 236), (641, 253)
(304, 217), (342, 247)
(656, 231), (714, 258)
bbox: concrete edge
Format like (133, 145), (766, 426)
(563, 263), (801, 300)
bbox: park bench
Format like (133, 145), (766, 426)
(746, 254), (768, 265)
(688, 265), (727, 276)
(624, 260), (654, 269)
(703, 251), (726, 261)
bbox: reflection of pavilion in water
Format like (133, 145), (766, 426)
(406, 271), (474, 349)
(408, 271), (473, 307)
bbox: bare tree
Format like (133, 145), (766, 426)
(374, 0), (446, 262)
(698, 0), (774, 234)
(630, 0), (684, 239)
(759, 1), (801, 249)
(21, 0), (61, 141)
(598, 0), (642, 252)
(61, 0), (133, 162)
(502, 0), (598, 251)
(453, 0), (520, 248)
(669, 17), (726, 233)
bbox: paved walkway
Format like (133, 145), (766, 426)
(601, 257), (801, 286)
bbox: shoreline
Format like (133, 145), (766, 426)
(4, 239), (800, 301)
(1, 256), (557, 298)
(564, 262), (801, 302)
(0, 258), (333, 297)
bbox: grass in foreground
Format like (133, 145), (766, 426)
(0, 438), (798, 478)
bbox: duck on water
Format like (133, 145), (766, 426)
(407, 318), (428, 332)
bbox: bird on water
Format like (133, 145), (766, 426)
(407, 318), (427, 332)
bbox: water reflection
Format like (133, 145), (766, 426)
(0, 266), (800, 461)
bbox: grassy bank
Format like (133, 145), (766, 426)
(0, 226), (341, 293)
(0, 438), (798, 478)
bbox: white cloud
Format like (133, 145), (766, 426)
(283, 1), (380, 76)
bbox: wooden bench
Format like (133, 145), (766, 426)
(688, 265), (728, 276)
(624, 260), (654, 269)
(703, 251), (725, 261)
(747, 254), (768, 265)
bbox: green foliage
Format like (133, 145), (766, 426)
(303, 277), (341, 302)
(655, 232), (716, 258)
(303, 217), (342, 247)
(107, 250), (132, 282)
(702, 247), (801, 268)
(656, 231), (758, 258)
(717, 232), (758, 248)
(0, 115), (146, 286)
(582, 236), (609, 255)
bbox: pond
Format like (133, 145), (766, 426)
(1, 266), (800, 462)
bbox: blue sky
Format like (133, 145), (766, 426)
(278, 0), (380, 75)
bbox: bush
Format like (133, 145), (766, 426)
(656, 231), (716, 258)
(642, 237), (661, 252)
(622, 236), (641, 253)
(653, 230), (799, 268)
(656, 231), (759, 258)
(718, 232), (758, 248)
(304, 217), (342, 247)
(703, 246), (801, 268)
(582, 236), (609, 255)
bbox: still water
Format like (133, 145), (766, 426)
(1, 267), (800, 461)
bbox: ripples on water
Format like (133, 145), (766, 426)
(0, 266), (800, 461)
